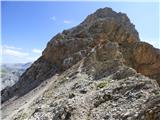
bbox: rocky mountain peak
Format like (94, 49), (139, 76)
(2, 7), (160, 120)
(2, 7), (160, 102)
(83, 7), (128, 24)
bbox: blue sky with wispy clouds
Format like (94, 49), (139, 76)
(1, 1), (159, 63)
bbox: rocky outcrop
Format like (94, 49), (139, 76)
(1, 7), (160, 120)
(132, 42), (160, 83)
(6, 41), (160, 120)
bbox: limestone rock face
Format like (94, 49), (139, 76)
(1, 7), (160, 120)
(132, 42), (160, 83)
(4, 41), (160, 120)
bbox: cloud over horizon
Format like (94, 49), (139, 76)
(1, 45), (42, 63)
(2, 45), (29, 58)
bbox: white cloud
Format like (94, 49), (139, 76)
(2, 45), (29, 58)
(51, 16), (56, 21)
(32, 48), (42, 53)
(3, 45), (22, 50)
(63, 20), (72, 24)
(3, 49), (29, 57)
(1, 45), (42, 63)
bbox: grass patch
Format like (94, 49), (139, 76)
(96, 81), (108, 89)
(14, 112), (28, 120)
(0, 69), (7, 77)
(56, 34), (65, 40)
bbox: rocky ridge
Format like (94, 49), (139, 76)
(1, 7), (160, 120)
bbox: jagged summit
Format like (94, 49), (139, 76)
(62, 7), (139, 44)
(82, 7), (130, 25)
(1, 7), (160, 120)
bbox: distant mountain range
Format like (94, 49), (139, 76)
(0, 62), (32, 90)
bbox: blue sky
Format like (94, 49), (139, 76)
(1, 1), (159, 63)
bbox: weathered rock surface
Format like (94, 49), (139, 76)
(132, 42), (160, 83)
(1, 7), (160, 120)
